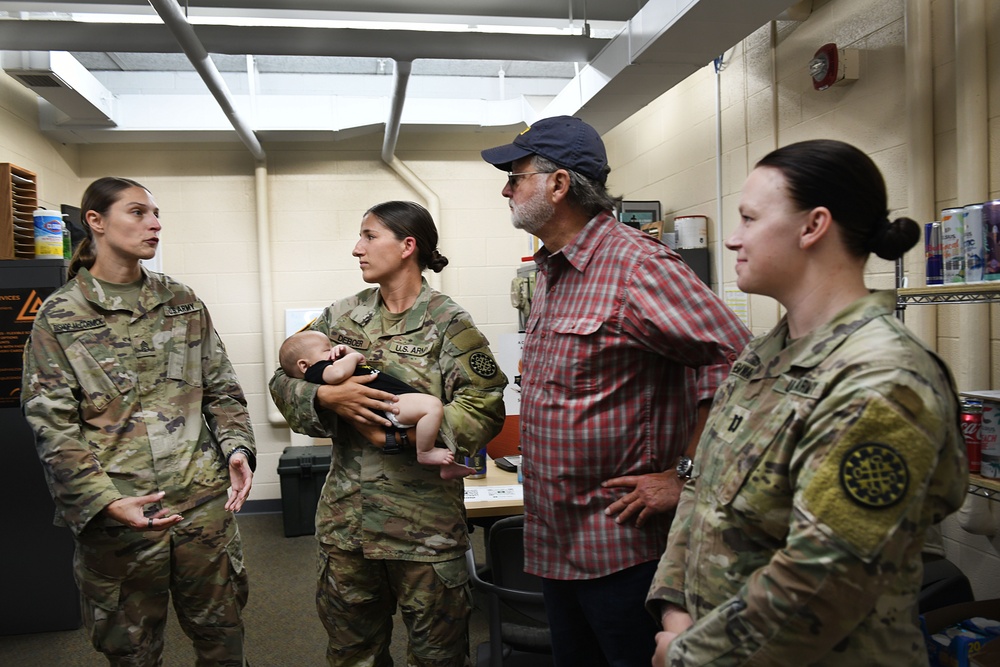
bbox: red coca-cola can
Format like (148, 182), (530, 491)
(961, 399), (983, 474)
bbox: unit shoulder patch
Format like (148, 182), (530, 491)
(839, 442), (909, 509)
(469, 351), (498, 379)
(801, 398), (934, 559)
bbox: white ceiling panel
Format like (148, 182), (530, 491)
(0, 0), (802, 149)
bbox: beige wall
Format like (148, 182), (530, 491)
(604, 0), (1000, 597)
(72, 135), (529, 502)
(4, 0), (1000, 597)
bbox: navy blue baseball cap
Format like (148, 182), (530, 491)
(481, 115), (610, 185)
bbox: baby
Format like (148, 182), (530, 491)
(279, 330), (473, 480)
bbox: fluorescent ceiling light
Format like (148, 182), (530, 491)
(5, 11), (622, 38)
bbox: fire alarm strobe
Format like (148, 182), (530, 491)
(809, 43), (859, 91)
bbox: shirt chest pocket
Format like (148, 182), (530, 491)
(380, 336), (437, 392)
(65, 331), (135, 413)
(541, 316), (602, 395)
(164, 304), (204, 388)
(707, 388), (810, 539)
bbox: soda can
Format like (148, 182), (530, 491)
(980, 399), (1000, 478)
(964, 202), (986, 283)
(941, 207), (965, 283)
(925, 221), (943, 285)
(961, 399), (983, 475)
(464, 446), (487, 479)
(984, 200), (1000, 281)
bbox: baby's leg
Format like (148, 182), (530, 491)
(402, 395), (447, 463)
(400, 395), (473, 478)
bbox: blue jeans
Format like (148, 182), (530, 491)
(541, 560), (659, 667)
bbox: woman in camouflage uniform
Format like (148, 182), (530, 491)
(21, 177), (256, 666)
(270, 200), (506, 667)
(646, 140), (968, 666)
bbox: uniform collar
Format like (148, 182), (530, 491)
(348, 277), (433, 334)
(76, 265), (175, 316)
(740, 290), (896, 379)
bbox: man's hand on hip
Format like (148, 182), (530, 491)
(602, 471), (685, 528)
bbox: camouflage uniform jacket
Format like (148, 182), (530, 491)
(268, 279), (507, 561)
(646, 290), (967, 666)
(21, 266), (256, 538)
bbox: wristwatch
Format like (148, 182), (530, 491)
(383, 429), (410, 455)
(227, 446), (257, 472)
(676, 456), (694, 480)
(384, 429), (401, 455)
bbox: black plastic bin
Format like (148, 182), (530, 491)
(277, 445), (332, 537)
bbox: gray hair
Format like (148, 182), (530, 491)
(531, 156), (619, 217)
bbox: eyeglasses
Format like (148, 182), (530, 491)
(506, 171), (553, 190)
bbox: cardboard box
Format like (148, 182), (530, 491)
(921, 599), (1000, 667)
(971, 640), (1000, 667)
(277, 445), (332, 537)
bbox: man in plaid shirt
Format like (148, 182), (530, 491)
(482, 116), (751, 666)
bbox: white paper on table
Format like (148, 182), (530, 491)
(464, 485), (524, 503)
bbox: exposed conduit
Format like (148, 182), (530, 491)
(147, 0), (265, 162)
(713, 54), (725, 296)
(769, 20), (779, 152)
(147, 0), (283, 423)
(380, 60), (444, 292)
(254, 164), (283, 424)
(953, 0), (989, 391)
(903, 0), (937, 348)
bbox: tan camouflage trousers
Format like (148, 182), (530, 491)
(316, 542), (471, 667)
(74, 495), (248, 667)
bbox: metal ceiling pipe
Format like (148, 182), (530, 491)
(379, 59), (443, 291)
(381, 60), (412, 164)
(144, 1), (278, 421)
(147, 0), (266, 161)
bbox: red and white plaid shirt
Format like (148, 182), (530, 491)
(521, 211), (750, 580)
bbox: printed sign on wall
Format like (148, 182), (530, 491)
(0, 288), (51, 408)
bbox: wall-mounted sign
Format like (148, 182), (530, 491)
(0, 287), (52, 408)
(617, 200), (662, 229)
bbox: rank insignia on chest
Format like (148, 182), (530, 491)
(717, 405), (752, 443)
(839, 442), (909, 509)
(134, 339), (156, 357)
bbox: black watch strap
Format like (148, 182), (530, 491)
(228, 446), (257, 473)
(384, 429), (401, 455)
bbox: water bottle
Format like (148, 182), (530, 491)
(62, 219), (71, 260)
(464, 446), (487, 479)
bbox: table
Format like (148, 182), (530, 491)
(969, 473), (1000, 500)
(464, 458), (524, 518)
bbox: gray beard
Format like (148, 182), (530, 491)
(511, 189), (553, 236)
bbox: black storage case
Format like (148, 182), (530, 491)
(277, 444), (332, 537)
(0, 259), (82, 636)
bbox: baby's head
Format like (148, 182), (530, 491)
(279, 330), (332, 379)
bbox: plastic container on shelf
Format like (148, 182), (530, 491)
(33, 209), (63, 257)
